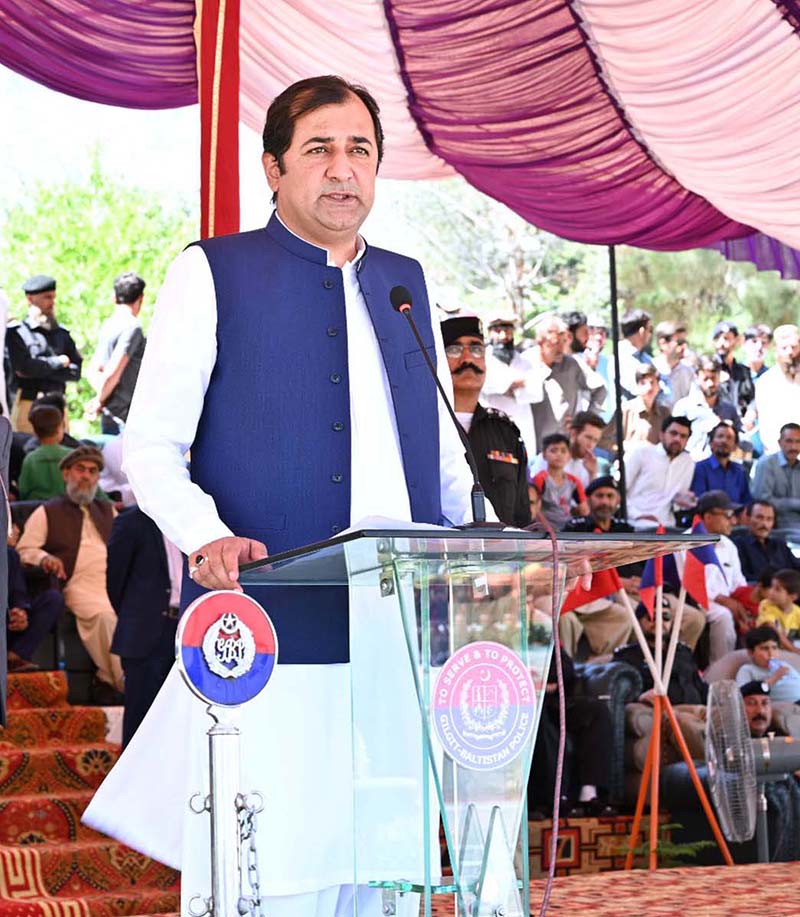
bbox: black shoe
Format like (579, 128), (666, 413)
(91, 677), (124, 706)
(585, 798), (618, 818)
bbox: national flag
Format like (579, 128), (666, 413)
(683, 517), (724, 610)
(639, 525), (681, 617)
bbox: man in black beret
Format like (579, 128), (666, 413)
(741, 680), (774, 738)
(442, 315), (531, 527)
(7, 275), (82, 433)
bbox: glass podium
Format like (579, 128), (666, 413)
(238, 528), (713, 917)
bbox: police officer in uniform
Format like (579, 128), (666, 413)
(443, 314), (531, 527)
(7, 275), (82, 432)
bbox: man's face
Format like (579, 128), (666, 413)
(697, 368), (720, 399)
(779, 427), (800, 465)
(743, 336), (765, 367)
(447, 336), (486, 397)
(262, 95), (377, 252)
(774, 330), (800, 373)
(62, 460), (100, 506)
(528, 484), (541, 519)
(750, 639), (778, 670)
(571, 423), (601, 459)
(587, 326), (607, 354)
(714, 330), (737, 360)
(746, 502), (775, 541)
(744, 694), (772, 738)
(710, 424), (736, 460)
(27, 290), (56, 317)
(570, 324), (589, 353)
(659, 331), (687, 361)
(640, 321), (653, 348)
(489, 323), (515, 347)
(537, 322), (567, 365)
(640, 612), (673, 638)
(588, 486), (619, 524)
(660, 422), (690, 457)
(702, 506), (734, 536)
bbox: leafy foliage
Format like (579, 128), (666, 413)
(0, 153), (197, 432)
(394, 176), (800, 350)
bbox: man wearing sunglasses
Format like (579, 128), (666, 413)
(443, 315), (531, 527)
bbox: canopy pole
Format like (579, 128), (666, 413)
(198, 0), (241, 238)
(608, 245), (627, 519)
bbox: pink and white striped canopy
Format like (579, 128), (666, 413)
(3, 0), (800, 256)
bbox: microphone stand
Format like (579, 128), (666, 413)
(396, 307), (504, 531)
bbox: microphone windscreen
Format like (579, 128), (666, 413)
(389, 285), (413, 312)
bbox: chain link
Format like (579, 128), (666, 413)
(237, 794), (265, 916)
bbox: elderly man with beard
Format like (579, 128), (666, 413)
(17, 446), (122, 701)
(755, 325), (800, 456)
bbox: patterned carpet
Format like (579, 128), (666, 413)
(426, 862), (800, 916)
(0, 671), (179, 916)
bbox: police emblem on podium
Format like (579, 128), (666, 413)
(176, 591), (278, 707)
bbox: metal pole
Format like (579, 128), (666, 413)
(209, 721), (242, 916)
(608, 245), (627, 519)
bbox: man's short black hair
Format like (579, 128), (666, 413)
(780, 422), (800, 437)
(570, 410), (604, 433)
(709, 420), (739, 444)
(561, 310), (587, 333)
(661, 414), (692, 434)
(113, 272), (145, 305)
(747, 498), (776, 517)
(745, 624), (781, 650)
(262, 75), (384, 204)
(542, 433), (570, 450)
(695, 354), (719, 374)
(635, 364), (659, 383)
(620, 308), (651, 339)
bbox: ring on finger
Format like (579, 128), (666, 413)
(189, 553), (207, 578)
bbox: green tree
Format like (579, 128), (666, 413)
(0, 154), (197, 432)
(391, 177), (602, 322)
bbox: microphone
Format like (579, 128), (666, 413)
(389, 285), (502, 530)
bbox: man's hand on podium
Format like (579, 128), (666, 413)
(188, 536), (268, 592)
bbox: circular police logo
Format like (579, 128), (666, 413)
(176, 592), (278, 707)
(432, 641), (536, 771)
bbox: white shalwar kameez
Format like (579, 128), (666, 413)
(83, 235), (480, 917)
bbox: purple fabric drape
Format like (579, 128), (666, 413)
(383, 0), (752, 250)
(0, 0), (197, 108)
(710, 234), (800, 281)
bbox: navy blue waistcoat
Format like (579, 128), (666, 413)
(181, 214), (442, 663)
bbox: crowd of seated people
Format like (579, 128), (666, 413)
(476, 312), (799, 667)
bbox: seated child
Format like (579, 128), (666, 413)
(530, 433), (589, 530)
(735, 624), (800, 704)
(756, 569), (800, 653)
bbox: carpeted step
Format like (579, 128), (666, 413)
(0, 707), (108, 748)
(0, 744), (120, 795)
(0, 840), (179, 898)
(0, 791), (103, 844)
(0, 888), (179, 916)
(6, 671), (69, 711)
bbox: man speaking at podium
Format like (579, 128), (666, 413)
(85, 76), (478, 915)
